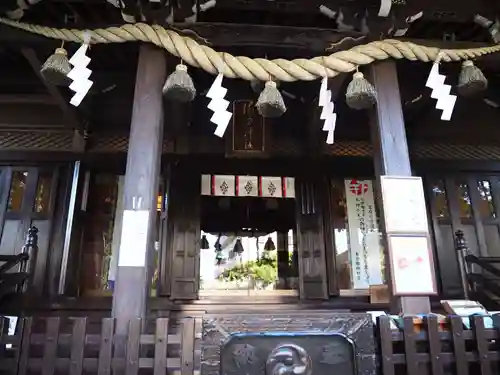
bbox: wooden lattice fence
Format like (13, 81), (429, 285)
(0, 315), (499, 375)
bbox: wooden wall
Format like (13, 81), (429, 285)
(0, 60), (500, 308)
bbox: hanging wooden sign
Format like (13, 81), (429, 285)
(231, 100), (265, 153)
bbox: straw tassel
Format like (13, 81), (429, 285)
(345, 71), (377, 110)
(162, 63), (196, 102)
(457, 60), (488, 97)
(256, 81), (286, 118)
(40, 46), (71, 86)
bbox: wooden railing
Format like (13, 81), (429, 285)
(1, 314), (500, 375)
(378, 315), (500, 375)
(0, 316), (198, 375)
(456, 230), (500, 310)
(0, 226), (38, 302)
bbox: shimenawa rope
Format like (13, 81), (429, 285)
(1, 17), (500, 82)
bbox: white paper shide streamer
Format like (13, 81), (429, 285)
(425, 58), (457, 121)
(318, 77), (336, 144)
(206, 73), (232, 137)
(67, 32), (93, 107)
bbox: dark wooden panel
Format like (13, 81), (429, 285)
(322, 178), (339, 296)
(423, 176), (464, 298)
(167, 163), (201, 300)
(0, 166), (60, 296)
(295, 178), (328, 299)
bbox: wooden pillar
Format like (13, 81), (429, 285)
(112, 45), (166, 332)
(368, 60), (432, 314)
(276, 232), (288, 289)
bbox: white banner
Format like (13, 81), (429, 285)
(283, 177), (296, 198)
(200, 175), (295, 198)
(260, 176), (283, 198)
(236, 175), (258, 197)
(213, 175), (236, 196)
(344, 179), (384, 289)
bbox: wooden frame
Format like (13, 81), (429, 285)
(386, 234), (438, 296)
(423, 172), (500, 299)
(4, 150), (500, 309)
(0, 165), (61, 296)
(7, 156), (500, 310)
(226, 100), (270, 158)
(3, 314), (500, 375)
(380, 176), (438, 296)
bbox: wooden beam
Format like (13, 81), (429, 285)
(368, 60), (432, 315)
(111, 45), (166, 335)
(0, 94), (55, 105)
(1, 22), (496, 55)
(0, 70), (136, 90)
(21, 48), (82, 129)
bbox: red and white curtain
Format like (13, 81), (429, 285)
(201, 175), (295, 198)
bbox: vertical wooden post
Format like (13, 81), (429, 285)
(368, 60), (431, 314)
(112, 45), (166, 333)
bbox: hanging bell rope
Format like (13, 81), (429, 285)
(1, 17), (500, 82)
(256, 80), (286, 118)
(163, 63), (196, 102)
(40, 43), (71, 86)
(457, 60), (488, 96)
(346, 71), (377, 109)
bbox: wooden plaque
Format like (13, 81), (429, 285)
(231, 100), (265, 153)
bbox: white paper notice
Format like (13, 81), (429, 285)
(117, 210), (150, 267)
(344, 179), (384, 289)
(390, 235), (436, 295)
(381, 176), (429, 233)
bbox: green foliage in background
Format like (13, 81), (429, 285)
(218, 251), (278, 285)
(217, 251), (294, 285)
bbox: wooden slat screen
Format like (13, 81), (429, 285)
(1, 315), (500, 374)
(0, 316), (199, 375)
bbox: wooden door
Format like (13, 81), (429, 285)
(295, 178), (328, 299)
(166, 167), (201, 300)
(0, 166), (58, 293)
(425, 174), (500, 298)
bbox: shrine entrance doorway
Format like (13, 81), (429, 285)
(199, 194), (299, 298)
(163, 160), (331, 301)
(198, 175), (298, 297)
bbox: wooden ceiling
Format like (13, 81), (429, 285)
(0, 0), (498, 142)
(1, 0), (499, 36)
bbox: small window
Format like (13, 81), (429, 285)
(456, 182), (472, 219)
(33, 172), (53, 214)
(430, 180), (449, 219)
(7, 171), (28, 212)
(476, 179), (496, 218)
